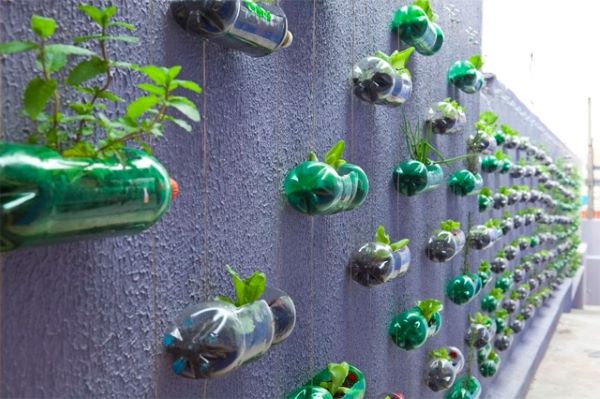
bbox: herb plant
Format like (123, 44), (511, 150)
(216, 265), (267, 307)
(375, 225), (409, 252)
(0, 4), (201, 160)
(319, 362), (352, 396)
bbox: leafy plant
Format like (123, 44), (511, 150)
(435, 97), (464, 118)
(495, 309), (509, 320)
(308, 140), (347, 170)
(414, 0), (438, 21)
(417, 299), (443, 321)
(500, 124), (519, 137)
(493, 149), (508, 161)
(440, 219), (461, 232)
(0, 4), (201, 159)
(469, 54), (484, 70)
(400, 114), (473, 165)
(320, 362), (351, 396)
(480, 187), (493, 197)
(374, 225), (409, 251)
(429, 347), (451, 360)
(471, 312), (491, 325)
(479, 260), (491, 273)
(485, 219), (501, 229)
(521, 283), (531, 291)
(498, 186), (514, 196)
(496, 249), (507, 258)
(502, 327), (514, 336)
(216, 265), (266, 307)
(374, 48), (415, 76)
(489, 288), (504, 300)
(475, 111), (498, 135)
(509, 291), (519, 300)
(515, 313), (525, 321)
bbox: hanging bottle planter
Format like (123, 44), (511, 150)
(467, 131), (497, 155)
(478, 261), (493, 287)
(465, 312), (495, 349)
(393, 116), (467, 196)
(520, 303), (536, 320)
(515, 282), (530, 300)
(491, 251), (509, 274)
(444, 375), (482, 399)
(389, 299), (443, 350)
(163, 266), (295, 378)
(510, 314), (526, 333)
(425, 347), (465, 392)
(478, 346), (501, 378)
(1, 142), (180, 252)
(503, 243), (520, 261)
(495, 272), (514, 292)
(478, 188), (494, 212)
(448, 169), (483, 196)
(446, 273), (482, 305)
(351, 48), (414, 106)
(348, 225), (410, 287)
(517, 137), (531, 152)
(287, 362), (366, 399)
(481, 288), (504, 313)
(494, 309), (509, 334)
(448, 55), (485, 94)
(517, 236), (530, 251)
(427, 98), (467, 134)
(512, 267), (525, 284)
(390, 0), (444, 56)
(513, 214), (524, 229)
(500, 215), (513, 235)
(0, 7), (202, 252)
(467, 219), (502, 250)
(283, 140), (369, 215)
(493, 191), (508, 209)
(499, 157), (513, 174)
(171, 0), (293, 57)
(480, 150), (509, 174)
(501, 291), (520, 314)
(494, 327), (514, 352)
(501, 124), (521, 149)
(509, 163), (525, 178)
(425, 220), (465, 262)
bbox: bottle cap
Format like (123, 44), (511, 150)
(170, 178), (180, 200)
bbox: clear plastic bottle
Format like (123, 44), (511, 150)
(350, 49), (414, 106)
(171, 0), (293, 57)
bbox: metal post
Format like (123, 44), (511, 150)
(588, 97), (595, 219)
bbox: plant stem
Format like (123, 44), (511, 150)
(39, 39), (61, 148)
(75, 25), (112, 143)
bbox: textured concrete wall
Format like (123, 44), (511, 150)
(0, 1), (576, 398)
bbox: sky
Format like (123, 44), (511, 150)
(482, 0), (599, 171)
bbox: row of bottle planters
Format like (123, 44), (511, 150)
(0, 135), (573, 252)
(160, 237), (577, 399)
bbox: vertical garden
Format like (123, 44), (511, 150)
(0, 1), (580, 398)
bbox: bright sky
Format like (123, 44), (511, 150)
(482, 0), (598, 169)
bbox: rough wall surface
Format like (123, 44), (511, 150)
(0, 1), (575, 398)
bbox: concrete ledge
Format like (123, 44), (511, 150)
(483, 279), (572, 399)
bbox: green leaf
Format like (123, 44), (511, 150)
(67, 56), (107, 86)
(325, 362), (350, 396)
(485, 218), (501, 228)
(490, 288), (504, 300)
(0, 41), (38, 54)
(471, 312), (491, 325)
(139, 65), (168, 86)
(62, 141), (96, 158)
(503, 327), (514, 336)
(479, 260), (491, 272)
(167, 96), (200, 122)
(413, 0), (437, 21)
(31, 15), (56, 39)
(138, 83), (165, 96)
(172, 79), (203, 94)
(390, 239), (409, 252)
(102, 6), (117, 24)
(388, 47), (415, 73)
(479, 111), (498, 125)
(79, 5), (104, 25)
(440, 219), (460, 232)
(500, 124), (519, 137)
(224, 265), (266, 307)
(496, 309), (509, 320)
(127, 96), (159, 120)
(429, 348), (451, 360)
(323, 140), (346, 168)
(74, 34), (139, 44)
(374, 225), (391, 245)
(510, 291), (519, 300)
(469, 54), (484, 70)
(169, 118), (192, 133)
(417, 299), (442, 321)
(23, 77), (56, 119)
(168, 65), (182, 79)
(480, 187), (493, 197)
(46, 44), (95, 57)
(108, 21), (136, 31)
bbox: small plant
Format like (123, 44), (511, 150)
(501, 124), (520, 149)
(481, 288), (504, 313)
(425, 220), (465, 262)
(319, 362), (351, 397)
(375, 225), (409, 251)
(0, 5), (201, 159)
(479, 187), (494, 212)
(478, 261), (493, 286)
(448, 55), (485, 93)
(216, 265), (267, 307)
(465, 312), (494, 348)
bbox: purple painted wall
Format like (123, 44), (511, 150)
(0, 1), (575, 398)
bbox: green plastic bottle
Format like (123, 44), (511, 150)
(448, 55), (485, 94)
(391, 0), (444, 56)
(0, 142), (177, 252)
